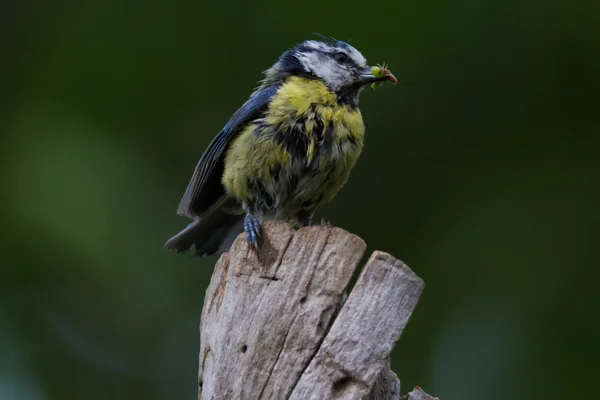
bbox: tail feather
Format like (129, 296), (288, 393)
(164, 205), (244, 257)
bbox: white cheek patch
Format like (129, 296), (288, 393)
(316, 60), (348, 91)
(296, 51), (319, 76)
(297, 51), (353, 91)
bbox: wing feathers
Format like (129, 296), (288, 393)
(177, 84), (281, 218)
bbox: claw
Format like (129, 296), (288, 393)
(244, 214), (262, 249)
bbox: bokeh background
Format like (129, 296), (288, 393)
(1, 0), (599, 399)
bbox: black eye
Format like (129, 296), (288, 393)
(333, 52), (349, 63)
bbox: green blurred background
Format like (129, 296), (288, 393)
(1, 0), (598, 399)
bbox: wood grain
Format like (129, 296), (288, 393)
(289, 251), (424, 400)
(197, 221), (431, 400)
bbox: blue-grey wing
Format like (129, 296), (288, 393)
(177, 84), (281, 219)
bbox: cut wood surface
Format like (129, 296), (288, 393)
(198, 221), (433, 400)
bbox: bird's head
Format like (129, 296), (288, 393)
(261, 36), (397, 105)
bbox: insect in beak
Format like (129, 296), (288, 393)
(358, 64), (398, 88)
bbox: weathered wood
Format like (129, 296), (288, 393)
(365, 359), (401, 400)
(289, 251), (424, 400)
(198, 221), (433, 400)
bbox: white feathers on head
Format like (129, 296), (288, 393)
(295, 40), (368, 91)
(302, 40), (367, 67)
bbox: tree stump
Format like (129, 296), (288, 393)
(198, 221), (435, 400)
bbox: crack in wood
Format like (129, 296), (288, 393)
(258, 275), (280, 281)
(257, 312), (299, 399)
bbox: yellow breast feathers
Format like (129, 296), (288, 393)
(222, 76), (365, 209)
(266, 76), (365, 163)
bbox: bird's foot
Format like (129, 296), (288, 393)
(244, 214), (262, 249)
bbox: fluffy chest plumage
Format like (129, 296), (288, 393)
(222, 76), (365, 217)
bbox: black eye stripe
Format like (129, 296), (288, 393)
(333, 52), (350, 63)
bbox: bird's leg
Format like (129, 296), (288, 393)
(296, 210), (315, 227)
(244, 213), (263, 249)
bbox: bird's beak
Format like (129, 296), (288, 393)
(358, 65), (398, 86)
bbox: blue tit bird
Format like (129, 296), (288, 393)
(165, 36), (397, 256)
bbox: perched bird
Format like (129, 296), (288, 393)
(165, 36), (397, 256)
